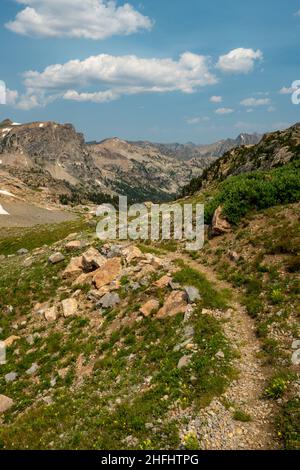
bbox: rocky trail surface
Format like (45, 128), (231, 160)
(167, 252), (278, 450)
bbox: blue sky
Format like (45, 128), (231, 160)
(0, 0), (299, 143)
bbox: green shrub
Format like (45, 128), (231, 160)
(203, 162), (300, 225)
(264, 376), (289, 399)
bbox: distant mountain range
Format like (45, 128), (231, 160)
(182, 122), (300, 196)
(0, 118), (261, 203)
(129, 133), (262, 161)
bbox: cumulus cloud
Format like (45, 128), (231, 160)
(217, 48), (263, 74)
(240, 97), (270, 107)
(210, 95), (222, 103)
(215, 107), (234, 115)
(11, 52), (217, 108)
(6, 0), (153, 40)
(279, 86), (296, 94)
(5, 89), (19, 106)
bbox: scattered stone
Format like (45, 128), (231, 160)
(62, 256), (83, 280)
(229, 251), (240, 263)
(58, 368), (69, 379)
(123, 245), (143, 263)
(136, 264), (156, 280)
(102, 244), (122, 258)
(184, 325), (195, 338)
(65, 240), (82, 252)
(42, 396), (53, 405)
(23, 257), (33, 267)
(99, 293), (120, 309)
(130, 282), (140, 291)
(177, 355), (192, 369)
(139, 299), (159, 317)
(17, 248), (29, 255)
(154, 275), (172, 289)
(50, 377), (57, 387)
(169, 280), (181, 290)
(44, 306), (58, 322)
(211, 206), (231, 236)
(0, 395), (14, 413)
(292, 340), (300, 350)
(184, 286), (201, 303)
(72, 271), (95, 287)
(156, 291), (187, 319)
(26, 334), (34, 345)
(215, 350), (225, 360)
(48, 252), (65, 264)
(62, 298), (78, 318)
(93, 258), (122, 289)
(5, 372), (17, 383)
(4, 335), (20, 348)
(82, 247), (106, 272)
(291, 349), (300, 366)
(33, 302), (48, 316)
(26, 363), (39, 375)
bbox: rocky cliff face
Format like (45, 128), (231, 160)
(0, 118), (265, 203)
(132, 133), (261, 161)
(0, 120), (216, 203)
(182, 123), (300, 194)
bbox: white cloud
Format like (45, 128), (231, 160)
(6, 89), (19, 106)
(12, 52), (217, 108)
(294, 10), (300, 16)
(185, 116), (210, 125)
(215, 107), (234, 115)
(186, 117), (201, 125)
(279, 86), (297, 94)
(217, 48), (263, 74)
(6, 0), (153, 40)
(210, 95), (222, 103)
(64, 89), (120, 103)
(240, 97), (270, 107)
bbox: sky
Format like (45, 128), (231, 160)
(0, 0), (299, 143)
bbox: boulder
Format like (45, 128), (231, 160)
(65, 240), (82, 252)
(122, 246), (143, 263)
(62, 298), (78, 318)
(0, 395), (14, 413)
(72, 271), (95, 287)
(99, 293), (120, 309)
(136, 264), (156, 281)
(211, 206), (231, 236)
(156, 291), (187, 319)
(154, 275), (172, 289)
(48, 252), (65, 264)
(82, 247), (106, 272)
(44, 306), (58, 322)
(139, 299), (159, 317)
(184, 286), (201, 303)
(62, 256), (83, 280)
(93, 258), (122, 289)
